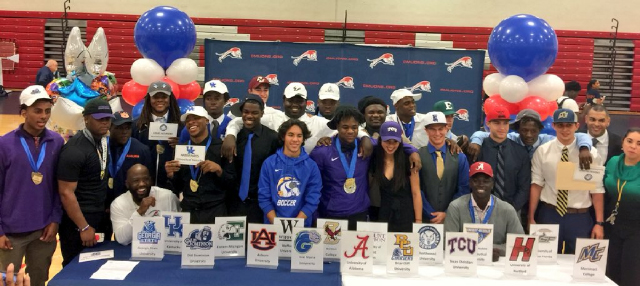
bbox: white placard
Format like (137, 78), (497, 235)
(529, 224), (559, 263)
(148, 122), (179, 140)
(162, 212), (190, 254)
(274, 218), (304, 259)
(463, 223), (494, 265)
(386, 233), (419, 276)
(317, 218), (348, 261)
(340, 231), (374, 275)
(505, 234), (538, 277)
(79, 250), (114, 263)
(413, 223), (444, 265)
(174, 145), (206, 166)
(291, 227), (323, 273)
(181, 224), (215, 269)
(444, 232), (477, 276)
(131, 216), (165, 261)
(356, 222), (388, 264)
(246, 223), (279, 269)
(573, 165), (604, 182)
(214, 216), (246, 258)
(573, 238), (609, 281)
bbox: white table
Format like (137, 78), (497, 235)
(342, 255), (617, 285)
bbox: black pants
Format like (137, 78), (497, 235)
(606, 220), (640, 286)
(59, 211), (110, 266)
(186, 204), (227, 224)
(324, 210), (369, 231)
(226, 197), (264, 225)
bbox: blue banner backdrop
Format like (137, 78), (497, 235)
(204, 39), (485, 136)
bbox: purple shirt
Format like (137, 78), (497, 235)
(0, 126), (64, 235)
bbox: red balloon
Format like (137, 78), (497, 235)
(121, 80), (148, 106)
(484, 95), (519, 116)
(161, 76), (182, 99)
(179, 81), (202, 101)
(546, 100), (558, 119)
(518, 96), (548, 119)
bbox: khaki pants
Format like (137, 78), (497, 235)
(0, 229), (57, 286)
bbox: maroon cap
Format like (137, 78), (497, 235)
(248, 76), (270, 90)
(469, 161), (494, 177)
(485, 106), (510, 122)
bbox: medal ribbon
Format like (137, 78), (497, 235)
(400, 117), (415, 140)
(189, 135), (212, 180)
(335, 138), (358, 179)
(108, 138), (132, 178)
(20, 137), (47, 172)
(469, 195), (495, 224)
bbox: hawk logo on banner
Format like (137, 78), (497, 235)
(447, 237), (476, 254)
(392, 234), (414, 260)
(454, 109), (470, 121)
(215, 47), (242, 63)
(367, 53), (394, 69)
(292, 50), (318, 66)
(294, 230), (321, 254)
(265, 74), (279, 85)
(405, 80), (431, 92)
(577, 243), (606, 263)
(250, 228), (277, 251)
(445, 56), (473, 73)
(184, 226), (214, 250)
(323, 221), (342, 245)
(137, 220), (161, 244)
(418, 226), (441, 250)
(218, 222), (244, 241)
(224, 98), (240, 108)
(336, 76), (355, 89)
(306, 100), (316, 114)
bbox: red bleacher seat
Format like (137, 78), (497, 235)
(364, 31), (415, 40)
(0, 25), (44, 34)
(88, 20), (137, 29)
(110, 50), (141, 59)
(17, 47), (44, 54)
(86, 27), (133, 37)
(364, 38), (414, 45)
(557, 38), (594, 45)
(557, 52), (594, 60)
(558, 45), (594, 53)
(249, 34), (324, 42)
(453, 42), (487, 49)
(0, 32), (43, 40)
(237, 27), (324, 36)
(442, 34), (489, 42)
(552, 59), (593, 67)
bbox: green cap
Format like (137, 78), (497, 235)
(433, 100), (456, 115)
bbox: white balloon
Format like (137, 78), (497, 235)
(166, 58), (199, 85)
(64, 27), (86, 76)
(528, 74), (565, 101)
(85, 27), (109, 77)
(499, 75), (529, 103)
(483, 73), (505, 97)
(50, 97), (85, 130)
(109, 97), (123, 112)
(130, 58), (165, 86)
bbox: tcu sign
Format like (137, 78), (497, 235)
(447, 237), (476, 254)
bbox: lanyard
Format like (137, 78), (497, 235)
(19, 137), (47, 172)
(108, 138), (132, 177)
(400, 117), (415, 140)
(97, 137), (108, 175)
(469, 195), (495, 224)
(189, 135), (212, 180)
(614, 179), (627, 210)
(335, 138), (358, 179)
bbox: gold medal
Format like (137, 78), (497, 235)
(190, 179), (199, 192)
(156, 144), (165, 155)
(31, 172), (43, 185)
(100, 170), (105, 180)
(343, 178), (356, 194)
(108, 178), (114, 189)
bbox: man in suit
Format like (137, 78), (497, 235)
(581, 104), (622, 165)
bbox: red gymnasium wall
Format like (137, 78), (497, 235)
(1, 10), (639, 110)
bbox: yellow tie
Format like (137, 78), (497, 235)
(436, 151), (444, 179)
(556, 147), (569, 216)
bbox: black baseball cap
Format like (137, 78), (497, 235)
(82, 98), (114, 119)
(112, 111), (133, 126)
(230, 94), (265, 117)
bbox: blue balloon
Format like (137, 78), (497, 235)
(177, 99), (195, 115)
(134, 6), (197, 70)
(540, 116), (556, 136)
(59, 79), (100, 107)
(488, 14), (558, 82)
(132, 101), (144, 120)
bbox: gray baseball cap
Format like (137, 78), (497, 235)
(510, 109), (543, 129)
(147, 81), (172, 97)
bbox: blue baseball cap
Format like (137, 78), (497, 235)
(380, 121), (403, 142)
(553, 108), (577, 123)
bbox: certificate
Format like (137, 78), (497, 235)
(148, 122), (178, 141)
(174, 145), (206, 165)
(556, 162), (597, 191)
(573, 165), (604, 183)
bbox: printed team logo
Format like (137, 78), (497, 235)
(344, 235), (370, 259)
(445, 56), (473, 73)
(454, 109), (470, 121)
(148, 210), (161, 217)
(465, 227), (492, 244)
(265, 74), (279, 85)
(215, 47), (242, 62)
(392, 234), (414, 261)
(184, 226), (214, 250)
(323, 221), (342, 245)
(163, 214), (185, 238)
(294, 230), (321, 254)
(137, 220), (161, 244)
(418, 226), (440, 250)
(159, 124), (168, 131)
(447, 237), (476, 254)
(187, 146), (195, 154)
(531, 228), (557, 244)
(306, 100), (316, 114)
(336, 76), (355, 89)
(292, 50), (318, 66)
(218, 221), (245, 241)
(277, 176), (301, 198)
(224, 98), (240, 108)
(577, 243), (606, 263)
(557, 111), (569, 119)
(250, 228), (277, 251)
(405, 80), (432, 93)
(367, 53), (394, 69)
(509, 237), (535, 262)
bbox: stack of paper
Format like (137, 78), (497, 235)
(90, 260), (139, 280)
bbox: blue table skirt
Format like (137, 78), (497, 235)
(49, 242), (342, 286)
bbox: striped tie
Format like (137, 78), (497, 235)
(495, 144), (505, 198)
(436, 151), (444, 179)
(556, 147), (570, 216)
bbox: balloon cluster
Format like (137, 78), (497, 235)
(122, 6), (200, 117)
(483, 14), (563, 134)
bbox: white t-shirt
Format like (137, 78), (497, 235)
(556, 96), (580, 113)
(110, 186), (180, 245)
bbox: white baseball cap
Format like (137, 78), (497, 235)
(203, 80), (228, 95)
(390, 89), (421, 105)
(20, 85), (51, 106)
(284, 82), (307, 99)
(424, 111), (447, 127)
(318, 83), (340, 100)
(180, 106), (214, 123)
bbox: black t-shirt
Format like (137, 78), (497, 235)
(57, 132), (109, 213)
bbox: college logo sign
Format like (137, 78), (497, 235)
(218, 221), (244, 241)
(137, 220), (162, 244)
(294, 230), (321, 254)
(250, 228), (277, 251)
(418, 226), (440, 250)
(184, 226), (214, 250)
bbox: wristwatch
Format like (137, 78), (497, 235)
(595, 221), (605, 226)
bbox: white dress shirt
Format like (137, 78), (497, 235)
(531, 138), (604, 209)
(386, 113), (430, 148)
(152, 112), (169, 123)
(471, 195), (493, 222)
(110, 186), (180, 245)
(589, 130), (609, 164)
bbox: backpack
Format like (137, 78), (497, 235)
(0, 85), (8, 97)
(557, 97), (569, 109)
